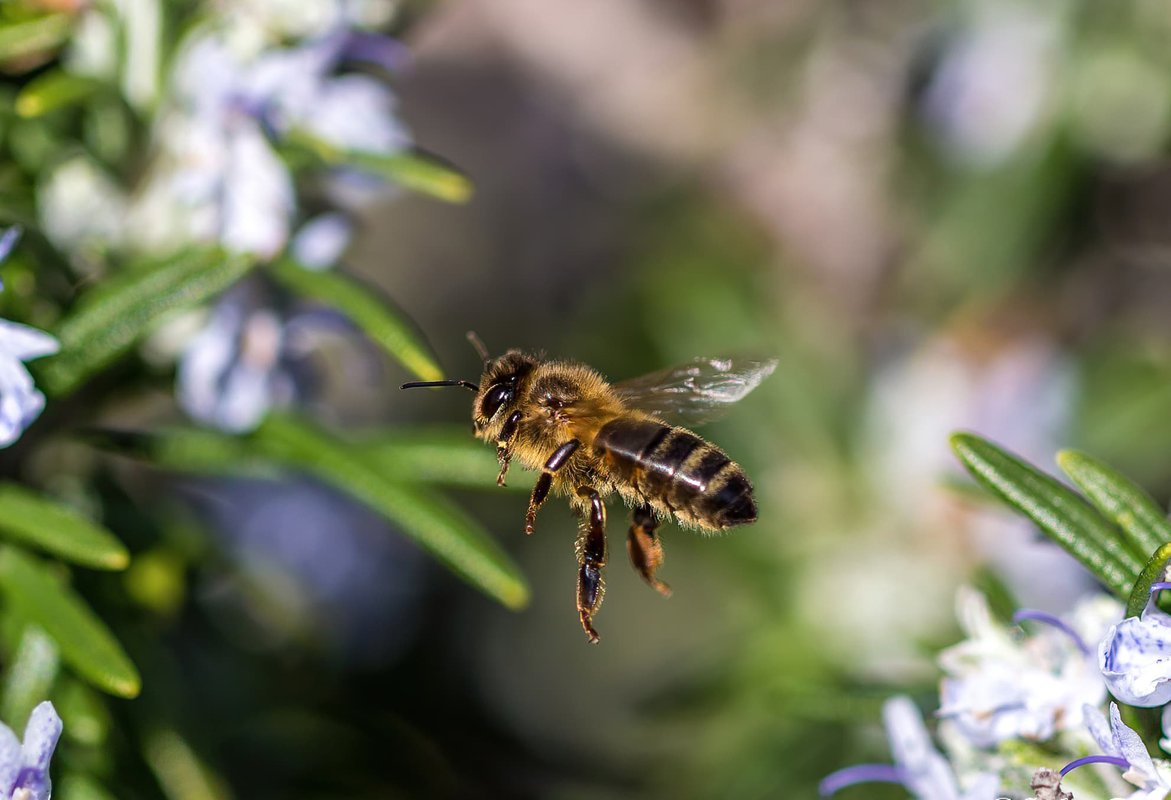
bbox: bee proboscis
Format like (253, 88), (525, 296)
(402, 335), (776, 643)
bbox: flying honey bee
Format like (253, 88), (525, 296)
(402, 334), (776, 643)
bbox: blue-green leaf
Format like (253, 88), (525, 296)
(1058, 449), (1171, 564)
(950, 433), (1138, 597)
(1127, 542), (1171, 619)
(267, 259), (444, 382)
(0, 484), (128, 570)
(39, 248), (256, 396)
(0, 547), (140, 698)
(253, 415), (529, 610)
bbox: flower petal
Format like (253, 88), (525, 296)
(0, 357), (46, 448)
(0, 719), (21, 794)
(1083, 703), (1115, 755)
(13, 701), (62, 799)
(0, 321), (60, 362)
(291, 213), (351, 270)
(1110, 702), (1157, 779)
(0, 226), (21, 265)
(1099, 612), (1171, 707)
(883, 696), (961, 800)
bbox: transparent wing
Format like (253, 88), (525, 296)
(614, 357), (777, 425)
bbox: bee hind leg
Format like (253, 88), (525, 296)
(524, 439), (580, 535)
(574, 486), (607, 644)
(627, 503), (671, 598)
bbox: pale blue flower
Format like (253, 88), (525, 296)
(291, 213), (352, 270)
(1100, 582), (1171, 707)
(0, 701), (64, 800)
(0, 228), (60, 449)
(820, 696), (999, 799)
(1062, 703), (1171, 800)
(936, 588), (1111, 747)
(177, 285), (297, 433)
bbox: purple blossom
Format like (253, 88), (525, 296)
(0, 701), (63, 800)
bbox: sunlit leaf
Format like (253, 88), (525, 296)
(16, 71), (104, 118)
(267, 258), (444, 382)
(144, 728), (231, 800)
(285, 130), (473, 203)
(253, 415), (529, 610)
(1127, 542), (1171, 619)
(1058, 449), (1171, 564)
(0, 484), (128, 570)
(0, 14), (72, 66)
(0, 625), (58, 732)
(950, 433), (1138, 597)
(0, 548), (140, 698)
(38, 248), (256, 395)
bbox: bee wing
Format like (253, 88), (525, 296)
(614, 357), (778, 425)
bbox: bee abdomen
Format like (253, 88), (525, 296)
(593, 418), (757, 529)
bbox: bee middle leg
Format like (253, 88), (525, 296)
(524, 439), (580, 535)
(627, 503), (671, 598)
(575, 486), (607, 644)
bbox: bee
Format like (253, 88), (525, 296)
(402, 334), (776, 643)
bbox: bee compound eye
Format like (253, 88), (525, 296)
(481, 383), (513, 420)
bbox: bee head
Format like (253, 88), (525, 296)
(472, 350), (536, 436)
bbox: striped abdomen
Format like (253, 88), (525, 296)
(593, 417), (756, 529)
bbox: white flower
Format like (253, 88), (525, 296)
(0, 701), (64, 800)
(820, 696), (999, 799)
(937, 588), (1112, 747)
(1100, 583), (1171, 707)
(0, 228), (60, 449)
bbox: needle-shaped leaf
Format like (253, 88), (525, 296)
(0, 547), (140, 698)
(0, 484), (128, 570)
(1126, 542), (1171, 619)
(0, 625), (58, 732)
(359, 426), (527, 490)
(284, 130), (473, 203)
(0, 14), (72, 64)
(38, 248), (255, 396)
(950, 433), (1139, 597)
(15, 70), (105, 117)
(267, 258), (444, 382)
(1058, 449), (1171, 565)
(252, 416), (528, 609)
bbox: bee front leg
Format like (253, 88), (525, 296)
(524, 439), (580, 535)
(627, 503), (671, 598)
(575, 486), (607, 644)
(495, 410), (522, 486)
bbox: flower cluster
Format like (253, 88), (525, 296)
(821, 582), (1171, 800)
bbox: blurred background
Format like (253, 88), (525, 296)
(6, 0), (1171, 797)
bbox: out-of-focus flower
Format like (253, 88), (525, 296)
(1064, 703), (1171, 800)
(291, 213), (352, 270)
(128, 28), (408, 259)
(1100, 582), (1171, 707)
(0, 701), (64, 800)
(819, 695), (999, 799)
(936, 588), (1114, 747)
(176, 283), (300, 433)
(0, 228), (60, 448)
(922, 4), (1062, 166)
(37, 156), (127, 257)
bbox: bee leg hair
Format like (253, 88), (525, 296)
(574, 486), (607, 644)
(495, 410), (522, 486)
(626, 503), (671, 597)
(524, 438), (580, 535)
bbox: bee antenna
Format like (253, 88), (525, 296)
(466, 331), (490, 364)
(401, 380), (479, 392)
